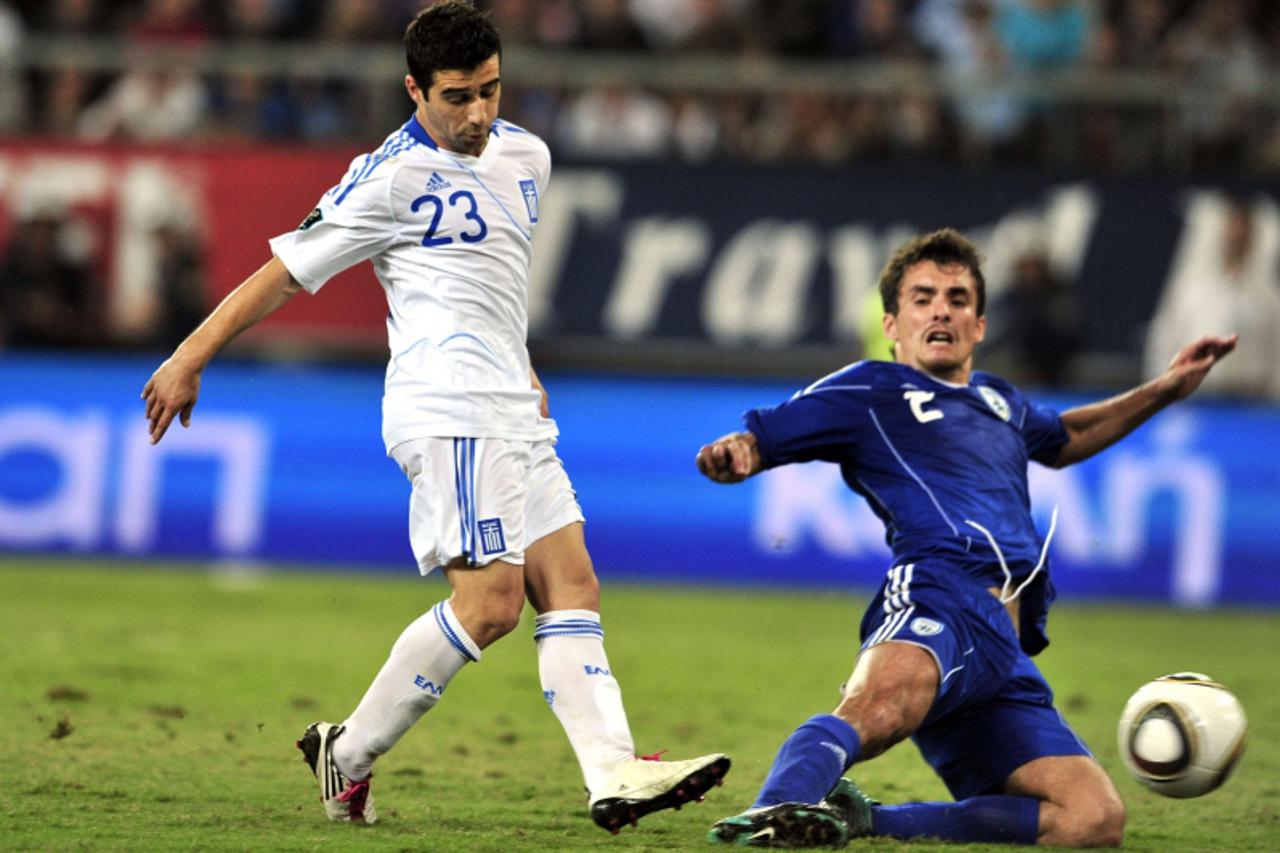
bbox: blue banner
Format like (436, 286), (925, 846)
(2, 353), (1277, 606)
(528, 166), (1280, 357)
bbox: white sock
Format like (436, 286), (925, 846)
(334, 599), (481, 780)
(535, 610), (636, 796)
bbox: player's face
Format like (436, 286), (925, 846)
(406, 54), (501, 157)
(884, 260), (986, 383)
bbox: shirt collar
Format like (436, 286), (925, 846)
(402, 114), (439, 149)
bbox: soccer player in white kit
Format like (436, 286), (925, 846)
(140, 0), (729, 835)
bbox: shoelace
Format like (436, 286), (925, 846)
(638, 750), (667, 762)
(964, 504), (1059, 604)
(337, 777), (371, 821)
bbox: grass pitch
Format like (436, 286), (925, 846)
(2, 558), (1278, 852)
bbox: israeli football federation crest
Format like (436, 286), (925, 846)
(909, 617), (944, 636)
(519, 179), (539, 223)
(978, 385), (1011, 422)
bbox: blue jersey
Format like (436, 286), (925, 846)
(745, 360), (1068, 632)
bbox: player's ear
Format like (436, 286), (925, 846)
(974, 314), (986, 344)
(405, 74), (424, 105)
(882, 312), (898, 342)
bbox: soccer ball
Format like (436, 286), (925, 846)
(1117, 672), (1248, 798)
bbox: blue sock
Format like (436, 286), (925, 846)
(752, 714), (861, 808)
(871, 795), (1040, 844)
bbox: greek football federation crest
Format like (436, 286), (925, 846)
(978, 385), (1011, 422)
(519, 179), (539, 223)
(478, 518), (506, 555)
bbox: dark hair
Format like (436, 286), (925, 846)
(404, 1), (502, 92)
(878, 228), (986, 316)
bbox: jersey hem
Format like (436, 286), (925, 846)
(384, 423), (559, 454)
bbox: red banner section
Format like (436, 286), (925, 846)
(0, 139), (388, 349)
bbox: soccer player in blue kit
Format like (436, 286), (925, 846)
(142, 0), (728, 837)
(697, 229), (1237, 848)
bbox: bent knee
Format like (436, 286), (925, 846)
(554, 570), (599, 609)
(1055, 796), (1126, 848)
(833, 690), (929, 757)
(1092, 798), (1126, 848)
(473, 601), (524, 642)
(451, 589), (526, 647)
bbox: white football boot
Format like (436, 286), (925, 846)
(590, 752), (731, 833)
(295, 722), (378, 824)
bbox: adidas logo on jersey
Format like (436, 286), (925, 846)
(424, 171), (451, 192)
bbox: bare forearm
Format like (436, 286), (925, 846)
(142, 256), (301, 444)
(1054, 379), (1174, 467)
(1054, 334), (1237, 467)
(173, 256), (301, 368)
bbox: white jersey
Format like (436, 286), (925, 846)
(269, 115), (558, 451)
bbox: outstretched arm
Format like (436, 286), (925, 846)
(142, 256), (302, 444)
(696, 431), (764, 483)
(1053, 334), (1237, 467)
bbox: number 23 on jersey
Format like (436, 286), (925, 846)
(410, 190), (488, 247)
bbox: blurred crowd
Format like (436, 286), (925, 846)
(2, 0), (1280, 400)
(0, 207), (205, 353)
(1, 0), (1279, 173)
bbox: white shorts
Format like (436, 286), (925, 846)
(390, 437), (585, 574)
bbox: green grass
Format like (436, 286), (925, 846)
(2, 558), (1278, 851)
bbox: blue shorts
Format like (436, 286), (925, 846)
(859, 564), (1092, 800)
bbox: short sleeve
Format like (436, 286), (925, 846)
(268, 158), (400, 293)
(1021, 401), (1068, 466)
(744, 387), (866, 469)
(536, 137), (552, 194)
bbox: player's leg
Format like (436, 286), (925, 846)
(1005, 753), (1125, 846)
(299, 438), (528, 822)
(711, 569), (1012, 847)
(854, 654), (1107, 846)
(524, 520), (635, 791)
(709, 640), (939, 847)
(321, 557), (519, 777)
(860, 729), (1114, 847)
(744, 563), (969, 815)
(522, 441), (729, 832)
(753, 642), (937, 809)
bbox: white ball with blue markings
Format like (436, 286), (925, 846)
(1117, 673), (1247, 798)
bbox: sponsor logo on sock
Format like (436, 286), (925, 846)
(583, 664), (612, 676)
(413, 675), (445, 695)
(821, 741), (848, 767)
(543, 689), (555, 707)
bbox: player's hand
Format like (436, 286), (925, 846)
(141, 355), (202, 444)
(530, 369), (550, 418)
(1158, 333), (1238, 401)
(696, 431), (762, 483)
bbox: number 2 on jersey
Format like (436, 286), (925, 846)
(410, 190), (489, 247)
(904, 390), (944, 424)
